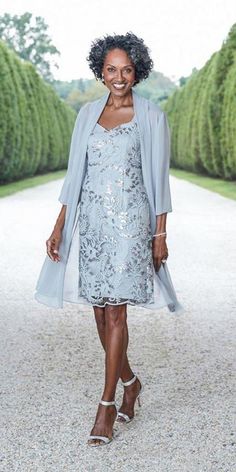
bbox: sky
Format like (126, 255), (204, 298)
(0, 0), (235, 83)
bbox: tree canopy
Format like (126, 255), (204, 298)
(0, 12), (60, 82)
(164, 23), (236, 180)
(0, 40), (75, 183)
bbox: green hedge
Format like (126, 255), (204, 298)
(164, 24), (236, 180)
(0, 40), (76, 184)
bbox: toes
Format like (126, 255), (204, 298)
(116, 416), (126, 422)
(88, 439), (103, 446)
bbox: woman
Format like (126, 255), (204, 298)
(35, 32), (183, 447)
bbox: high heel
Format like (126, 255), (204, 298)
(116, 373), (143, 423)
(87, 400), (118, 446)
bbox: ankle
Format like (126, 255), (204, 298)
(120, 371), (135, 384)
(121, 373), (137, 387)
(101, 394), (115, 403)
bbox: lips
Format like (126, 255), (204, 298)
(112, 83), (126, 89)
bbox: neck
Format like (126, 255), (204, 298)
(107, 88), (133, 109)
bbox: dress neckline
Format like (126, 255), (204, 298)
(96, 113), (136, 132)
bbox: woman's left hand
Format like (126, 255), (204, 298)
(152, 237), (169, 272)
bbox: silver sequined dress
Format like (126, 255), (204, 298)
(78, 114), (154, 307)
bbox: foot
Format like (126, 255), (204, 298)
(117, 376), (142, 422)
(88, 402), (117, 446)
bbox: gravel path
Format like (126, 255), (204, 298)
(0, 176), (235, 472)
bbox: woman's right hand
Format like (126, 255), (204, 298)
(46, 227), (62, 262)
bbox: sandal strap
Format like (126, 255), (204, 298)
(99, 399), (116, 406)
(88, 435), (112, 444)
(117, 411), (132, 422)
(121, 373), (137, 387)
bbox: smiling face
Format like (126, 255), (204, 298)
(102, 48), (136, 96)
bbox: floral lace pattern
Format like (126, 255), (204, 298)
(78, 117), (154, 307)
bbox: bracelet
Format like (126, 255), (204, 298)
(153, 232), (167, 238)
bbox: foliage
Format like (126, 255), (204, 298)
(0, 40), (75, 184)
(164, 24), (236, 180)
(0, 12), (60, 82)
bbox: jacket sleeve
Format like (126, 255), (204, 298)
(58, 102), (89, 205)
(153, 110), (173, 215)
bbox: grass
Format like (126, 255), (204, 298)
(170, 168), (236, 201)
(0, 170), (66, 198)
(1, 167), (236, 202)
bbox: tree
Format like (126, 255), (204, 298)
(0, 40), (75, 183)
(0, 12), (60, 82)
(163, 24), (236, 180)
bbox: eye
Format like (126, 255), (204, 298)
(107, 67), (114, 72)
(125, 68), (133, 73)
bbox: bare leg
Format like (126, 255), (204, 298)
(88, 304), (127, 445)
(92, 305), (142, 426)
(93, 305), (133, 381)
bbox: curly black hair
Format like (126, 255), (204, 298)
(86, 31), (154, 86)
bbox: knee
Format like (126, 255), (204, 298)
(105, 304), (127, 330)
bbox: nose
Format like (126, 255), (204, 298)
(116, 70), (124, 81)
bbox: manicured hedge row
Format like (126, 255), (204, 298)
(0, 40), (76, 183)
(164, 24), (236, 180)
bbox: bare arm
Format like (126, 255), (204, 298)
(54, 204), (67, 231)
(152, 212), (169, 272)
(155, 213), (167, 234)
(46, 205), (67, 262)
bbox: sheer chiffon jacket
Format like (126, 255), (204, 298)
(34, 88), (183, 313)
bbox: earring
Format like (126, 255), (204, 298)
(101, 74), (105, 84)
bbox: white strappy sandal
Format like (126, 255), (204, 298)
(116, 373), (143, 423)
(87, 400), (118, 447)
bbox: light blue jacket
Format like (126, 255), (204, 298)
(34, 88), (183, 313)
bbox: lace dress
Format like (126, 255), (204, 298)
(78, 114), (154, 307)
